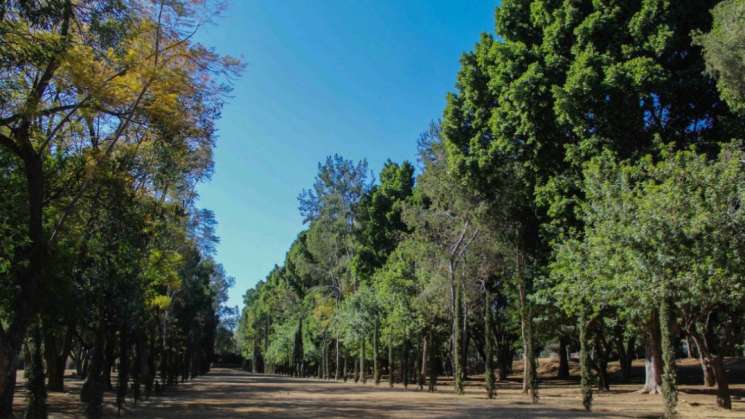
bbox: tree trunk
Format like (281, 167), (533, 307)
(0, 363), (17, 419)
(103, 331), (114, 391)
(461, 280), (468, 382)
(640, 314), (662, 394)
(557, 335), (569, 379)
(484, 290), (496, 399)
(451, 261), (464, 395)
(342, 352), (348, 382)
(82, 310), (105, 419)
(44, 327), (62, 393)
(593, 332), (610, 392)
(360, 338), (366, 384)
(373, 325), (380, 385)
(353, 346), (359, 383)
(618, 333), (634, 382)
(293, 318), (303, 377)
(690, 332), (731, 409)
(24, 323), (47, 419)
(0, 154), (47, 419)
(428, 331), (437, 392)
(420, 333), (427, 392)
(414, 337), (421, 390)
(692, 337), (715, 386)
(579, 312), (593, 412)
(711, 356), (731, 410)
(659, 295), (677, 418)
(326, 342), (331, 380)
(117, 324), (130, 415)
(317, 341), (322, 379)
(133, 329), (144, 405)
(402, 340), (409, 389)
(517, 254), (537, 402)
(335, 337), (340, 381)
(388, 341), (394, 387)
(685, 336), (694, 359)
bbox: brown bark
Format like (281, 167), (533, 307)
(0, 356), (17, 419)
(690, 332), (731, 409)
(45, 325), (73, 392)
(618, 334), (635, 382)
(557, 336), (569, 379)
(692, 337), (716, 386)
(0, 153), (46, 416)
(593, 331), (610, 392)
(711, 356), (731, 409)
(420, 334), (428, 391)
(640, 315), (662, 394)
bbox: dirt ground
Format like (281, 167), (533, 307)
(11, 359), (745, 418)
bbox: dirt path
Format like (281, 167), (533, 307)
(117, 368), (744, 418)
(13, 367), (745, 418)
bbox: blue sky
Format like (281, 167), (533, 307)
(195, 0), (499, 308)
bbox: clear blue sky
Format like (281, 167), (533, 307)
(195, 0), (499, 309)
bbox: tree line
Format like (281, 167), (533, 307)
(237, 1), (745, 417)
(0, 1), (240, 418)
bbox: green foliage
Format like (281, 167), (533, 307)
(0, 1), (240, 413)
(695, 0), (745, 114)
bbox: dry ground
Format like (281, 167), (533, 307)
(11, 359), (745, 418)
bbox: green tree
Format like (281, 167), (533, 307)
(695, 0), (745, 114)
(0, 2), (240, 412)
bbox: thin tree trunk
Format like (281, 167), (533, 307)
(484, 290), (495, 399)
(557, 335), (569, 379)
(414, 337), (421, 390)
(451, 261), (464, 395)
(388, 341), (394, 387)
(24, 322), (47, 419)
(342, 352), (348, 382)
(360, 338), (366, 384)
(373, 325), (380, 385)
(618, 333), (634, 382)
(420, 333), (428, 392)
(117, 324), (130, 415)
(133, 329), (143, 405)
(685, 336), (694, 359)
(428, 330), (437, 392)
(82, 305), (105, 419)
(335, 337), (340, 381)
(692, 337), (715, 386)
(517, 253), (537, 402)
(44, 326), (62, 393)
(353, 345), (359, 383)
(579, 312), (593, 412)
(461, 280), (468, 382)
(402, 340), (409, 389)
(659, 294), (677, 418)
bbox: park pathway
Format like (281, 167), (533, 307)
(120, 368), (673, 418)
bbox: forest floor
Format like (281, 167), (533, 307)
(11, 358), (745, 418)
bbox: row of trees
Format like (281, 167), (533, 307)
(238, 0), (745, 417)
(0, 1), (239, 418)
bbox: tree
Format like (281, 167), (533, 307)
(0, 1), (241, 411)
(695, 0), (745, 114)
(407, 128), (483, 395)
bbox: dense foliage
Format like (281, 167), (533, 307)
(238, 1), (745, 417)
(0, 1), (239, 418)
